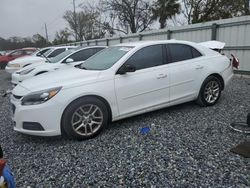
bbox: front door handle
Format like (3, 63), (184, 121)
(196, 65), (204, 70)
(157, 74), (167, 79)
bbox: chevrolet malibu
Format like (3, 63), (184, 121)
(11, 40), (234, 140)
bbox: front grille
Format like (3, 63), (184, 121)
(13, 94), (22, 100)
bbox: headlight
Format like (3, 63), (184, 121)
(8, 64), (20, 68)
(21, 87), (62, 105)
(19, 68), (35, 75)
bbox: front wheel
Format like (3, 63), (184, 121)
(61, 97), (108, 140)
(196, 76), (222, 107)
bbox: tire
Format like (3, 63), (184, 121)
(61, 97), (108, 140)
(196, 76), (222, 107)
(0, 61), (8, 69)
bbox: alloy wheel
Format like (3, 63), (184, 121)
(204, 80), (220, 104)
(71, 104), (103, 136)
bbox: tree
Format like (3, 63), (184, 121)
(152, 0), (181, 29)
(32, 34), (48, 47)
(63, 10), (101, 41)
(183, 0), (248, 24)
(101, 0), (154, 34)
(53, 28), (71, 45)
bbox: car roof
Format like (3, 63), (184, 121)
(53, 46), (77, 49)
(21, 47), (37, 50)
(76, 45), (107, 50)
(115, 39), (204, 47)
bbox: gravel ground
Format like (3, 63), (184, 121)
(0, 70), (250, 187)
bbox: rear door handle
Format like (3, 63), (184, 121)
(196, 65), (204, 70)
(157, 74), (167, 79)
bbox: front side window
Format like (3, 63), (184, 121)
(79, 46), (134, 70)
(168, 44), (202, 63)
(124, 45), (164, 70)
(49, 49), (75, 63)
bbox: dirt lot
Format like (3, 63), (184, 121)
(0, 70), (249, 187)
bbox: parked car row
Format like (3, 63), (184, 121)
(0, 48), (37, 69)
(7, 40), (237, 140)
(5, 46), (76, 73)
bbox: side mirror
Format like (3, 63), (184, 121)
(117, 64), (136, 75)
(65, 58), (74, 63)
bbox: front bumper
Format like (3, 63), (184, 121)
(10, 95), (64, 136)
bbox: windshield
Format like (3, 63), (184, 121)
(79, 46), (134, 70)
(49, 49), (75, 63)
(43, 49), (53, 57)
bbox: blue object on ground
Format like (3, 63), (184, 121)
(3, 165), (16, 188)
(140, 127), (150, 135)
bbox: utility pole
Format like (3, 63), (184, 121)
(73, 0), (77, 41)
(44, 23), (49, 42)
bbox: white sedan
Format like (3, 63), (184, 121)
(11, 46), (106, 86)
(5, 46), (75, 74)
(11, 40), (234, 140)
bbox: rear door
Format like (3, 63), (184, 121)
(167, 44), (204, 102)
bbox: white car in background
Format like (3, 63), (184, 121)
(5, 46), (75, 73)
(11, 46), (106, 86)
(11, 40), (234, 140)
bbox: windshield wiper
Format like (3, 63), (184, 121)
(39, 49), (51, 63)
(75, 64), (87, 70)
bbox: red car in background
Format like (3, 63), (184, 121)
(0, 48), (36, 69)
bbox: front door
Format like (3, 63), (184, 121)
(114, 44), (170, 117)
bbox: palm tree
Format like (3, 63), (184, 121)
(152, 0), (181, 29)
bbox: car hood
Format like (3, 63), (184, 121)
(9, 56), (44, 65)
(15, 67), (102, 93)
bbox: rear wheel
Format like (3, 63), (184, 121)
(61, 97), (108, 140)
(196, 76), (222, 106)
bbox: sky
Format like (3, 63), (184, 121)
(0, 0), (82, 41)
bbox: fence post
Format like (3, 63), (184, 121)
(106, 39), (109, 46)
(120, 37), (123, 43)
(167, 30), (171, 40)
(211, 23), (218, 40)
(138, 34), (143, 41)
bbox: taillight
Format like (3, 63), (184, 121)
(231, 54), (239, 69)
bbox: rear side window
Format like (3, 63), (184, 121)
(125, 45), (163, 70)
(168, 44), (202, 63)
(48, 48), (66, 58)
(192, 48), (202, 58)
